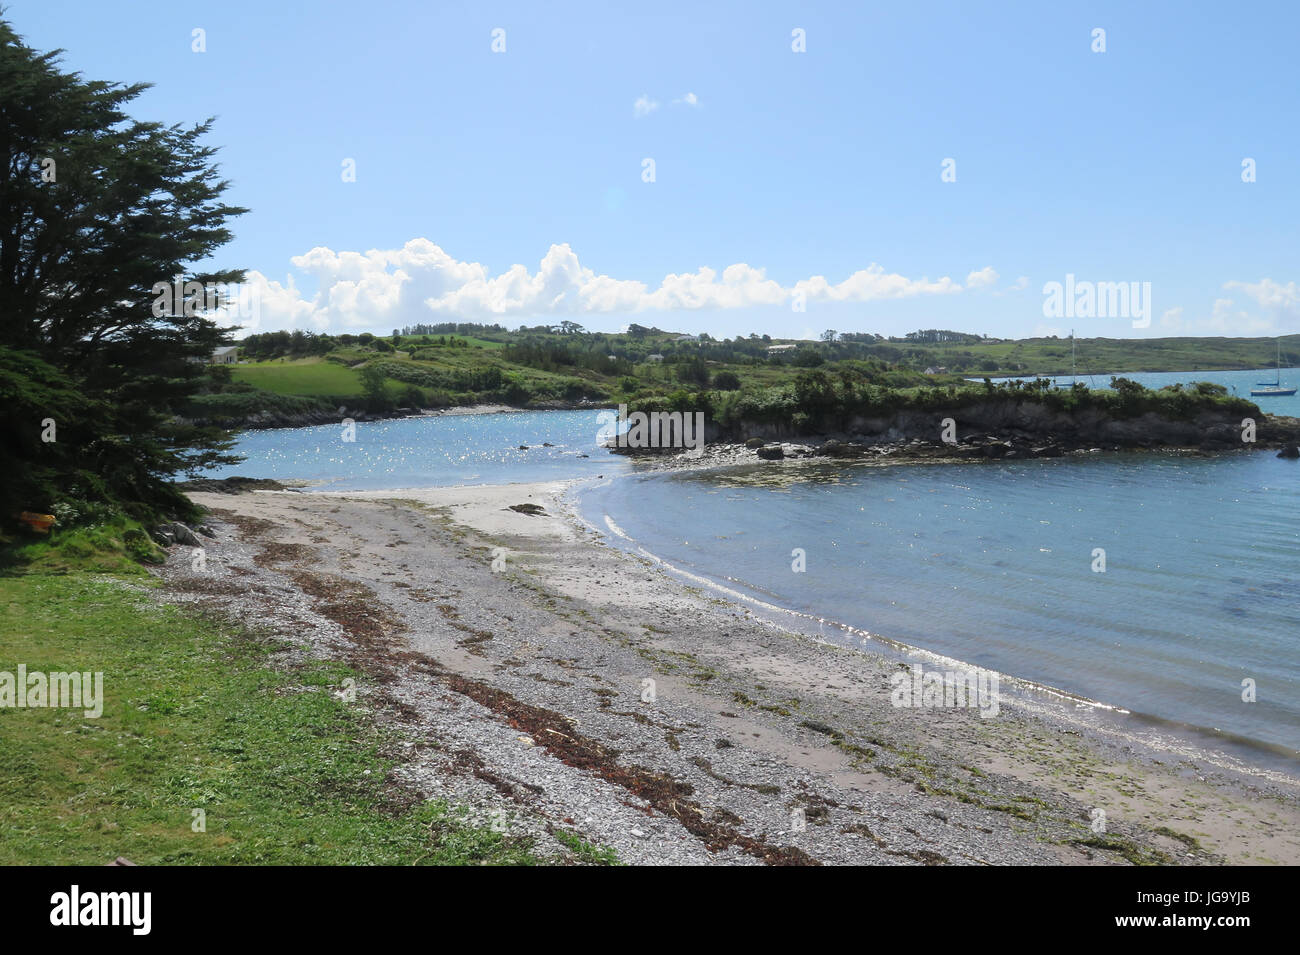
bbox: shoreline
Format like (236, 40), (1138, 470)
(559, 475), (1300, 786)
(184, 444), (1300, 781)
(152, 476), (1300, 864)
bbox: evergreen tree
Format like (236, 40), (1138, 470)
(0, 18), (247, 521)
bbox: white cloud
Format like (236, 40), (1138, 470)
(236, 240), (988, 332)
(1161, 296), (1277, 336)
(1223, 278), (1300, 314)
(674, 92), (700, 107)
(989, 274), (1027, 297)
(1151, 279), (1300, 335)
(965, 266), (998, 290)
(633, 94), (659, 117)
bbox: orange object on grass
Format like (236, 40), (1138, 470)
(18, 512), (56, 534)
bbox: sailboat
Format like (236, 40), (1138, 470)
(1250, 339), (1296, 396)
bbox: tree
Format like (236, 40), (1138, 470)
(359, 364), (389, 406)
(821, 329), (838, 342)
(0, 19), (247, 520)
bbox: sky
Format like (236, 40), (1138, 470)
(9, 0), (1300, 341)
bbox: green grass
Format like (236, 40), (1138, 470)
(231, 358), (364, 397)
(554, 829), (622, 865)
(219, 328), (1300, 420)
(1, 516), (163, 576)
(0, 573), (542, 865)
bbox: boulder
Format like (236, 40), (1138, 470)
(1278, 445), (1300, 459)
(756, 445), (785, 460)
(169, 522), (202, 547)
(818, 440), (867, 459)
(744, 438), (765, 449)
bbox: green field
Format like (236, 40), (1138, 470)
(231, 358), (364, 396)
(204, 326), (1300, 424)
(0, 571), (548, 865)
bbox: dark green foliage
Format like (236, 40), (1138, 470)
(688, 375), (1259, 438)
(0, 19), (246, 521)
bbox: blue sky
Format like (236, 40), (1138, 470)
(10, 1), (1300, 340)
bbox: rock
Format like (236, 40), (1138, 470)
(980, 441), (1013, 459)
(508, 503), (546, 515)
(169, 522), (202, 547)
(197, 525), (217, 538)
(517, 445), (529, 450)
(1031, 444), (1064, 458)
(1278, 445), (1300, 459)
(151, 527), (176, 546)
(755, 445), (784, 460)
(744, 438), (765, 449)
(818, 440), (866, 459)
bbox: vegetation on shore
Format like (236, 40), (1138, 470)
(0, 562), (548, 864)
(208, 325), (1269, 444)
(1, 19), (245, 527)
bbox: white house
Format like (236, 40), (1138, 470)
(211, 346), (239, 364)
(767, 343), (797, 354)
(646, 353), (664, 363)
(924, 365), (948, 375)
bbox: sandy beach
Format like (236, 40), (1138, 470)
(151, 480), (1300, 865)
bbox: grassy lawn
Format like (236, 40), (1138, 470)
(232, 358), (364, 397)
(0, 572), (543, 865)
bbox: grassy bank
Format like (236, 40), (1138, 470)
(195, 327), (1299, 426)
(0, 569), (541, 865)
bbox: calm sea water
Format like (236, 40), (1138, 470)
(208, 401), (1300, 765)
(203, 410), (629, 489)
(577, 453), (1300, 762)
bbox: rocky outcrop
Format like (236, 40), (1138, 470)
(731, 405), (1300, 455)
(152, 521), (202, 547)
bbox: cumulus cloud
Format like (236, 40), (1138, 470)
(633, 94), (659, 117)
(1156, 278), (1300, 335)
(1224, 278), (1300, 314)
(965, 266), (998, 290)
(1163, 294), (1278, 335)
(674, 92), (700, 107)
(235, 240), (988, 332)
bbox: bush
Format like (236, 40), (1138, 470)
(503, 380), (531, 405)
(713, 371), (741, 391)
